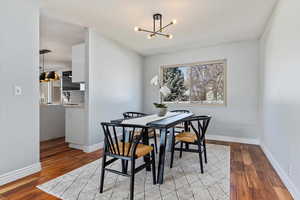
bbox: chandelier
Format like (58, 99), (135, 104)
(134, 13), (176, 39)
(39, 49), (60, 82)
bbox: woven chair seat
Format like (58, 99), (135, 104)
(111, 142), (153, 158)
(175, 132), (197, 143)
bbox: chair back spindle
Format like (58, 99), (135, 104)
(187, 115), (211, 142)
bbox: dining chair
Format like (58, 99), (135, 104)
(170, 110), (191, 133)
(100, 122), (156, 200)
(123, 112), (158, 153)
(170, 109), (190, 113)
(169, 115), (211, 173)
(123, 112), (147, 118)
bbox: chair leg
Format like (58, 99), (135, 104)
(151, 145), (156, 184)
(125, 160), (129, 172)
(153, 130), (158, 154)
(99, 153), (107, 193)
(197, 144), (204, 174)
(130, 159), (136, 200)
(179, 141), (183, 158)
(203, 139), (207, 164)
(121, 160), (125, 173)
(185, 142), (189, 151)
(121, 160), (129, 173)
(170, 136), (175, 168)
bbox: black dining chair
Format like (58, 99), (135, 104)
(123, 112), (158, 153)
(169, 115), (211, 174)
(123, 112), (147, 118)
(170, 110), (191, 133)
(100, 122), (156, 200)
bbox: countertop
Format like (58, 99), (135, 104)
(64, 104), (84, 108)
(40, 103), (84, 108)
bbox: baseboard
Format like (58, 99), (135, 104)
(206, 134), (260, 145)
(0, 162), (41, 186)
(82, 142), (104, 153)
(261, 142), (300, 200)
(70, 135), (258, 152)
(69, 142), (104, 153)
(69, 143), (85, 151)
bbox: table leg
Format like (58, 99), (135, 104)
(157, 128), (167, 184)
(170, 127), (175, 149)
(143, 128), (151, 171)
(166, 128), (175, 152)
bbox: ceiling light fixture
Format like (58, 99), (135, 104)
(134, 13), (176, 39)
(40, 49), (51, 82)
(39, 49), (60, 82)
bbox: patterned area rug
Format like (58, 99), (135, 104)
(37, 144), (230, 200)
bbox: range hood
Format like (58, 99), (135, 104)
(62, 71), (85, 91)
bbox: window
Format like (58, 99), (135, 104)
(161, 59), (226, 105)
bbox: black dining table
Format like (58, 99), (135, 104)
(111, 112), (194, 184)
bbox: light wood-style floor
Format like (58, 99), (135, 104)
(0, 138), (293, 200)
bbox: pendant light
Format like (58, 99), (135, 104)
(39, 49), (51, 82)
(46, 70), (60, 81)
(39, 49), (60, 81)
(39, 72), (46, 82)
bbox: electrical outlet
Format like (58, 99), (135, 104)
(14, 86), (22, 96)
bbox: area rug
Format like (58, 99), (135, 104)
(37, 144), (230, 200)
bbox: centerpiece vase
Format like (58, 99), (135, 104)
(157, 107), (167, 117)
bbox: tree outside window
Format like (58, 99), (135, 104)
(161, 59), (226, 105)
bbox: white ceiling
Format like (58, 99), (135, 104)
(40, 14), (85, 67)
(41, 0), (277, 56)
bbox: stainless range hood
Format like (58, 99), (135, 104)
(62, 71), (85, 91)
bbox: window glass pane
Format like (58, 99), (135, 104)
(162, 66), (189, 102)
(190, 62), (225, 104)
(161, 60), (226, 105)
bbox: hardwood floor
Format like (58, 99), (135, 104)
(0, 138), (293, 200)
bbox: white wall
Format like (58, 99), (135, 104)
(260, 0), (300, 198)
(143, 40), (260, 141)
(0, 0), (40, 184)
(86, 29), (143, 145)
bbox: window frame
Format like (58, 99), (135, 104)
(159, 59), (227, 106)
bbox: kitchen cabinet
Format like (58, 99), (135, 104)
(40, 104), (65, 141)
(72, 43), (85, 83)
(65, 107), (86, 146)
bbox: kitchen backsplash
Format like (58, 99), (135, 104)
(62, 91), (85, 104)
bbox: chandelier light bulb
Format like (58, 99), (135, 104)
(171, 19), (177, 24)
(134, 26), (140, 32)
(147, 35), (153, 39)
(167, 34), (173, 39)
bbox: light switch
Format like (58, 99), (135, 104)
(14, 86), (22, 96)
(80, 83), (85, 91)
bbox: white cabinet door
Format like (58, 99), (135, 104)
(65, 108), (85, 145)
(72, 43), (85, 82)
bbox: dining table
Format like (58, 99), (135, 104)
(111, 111), (194, 184)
